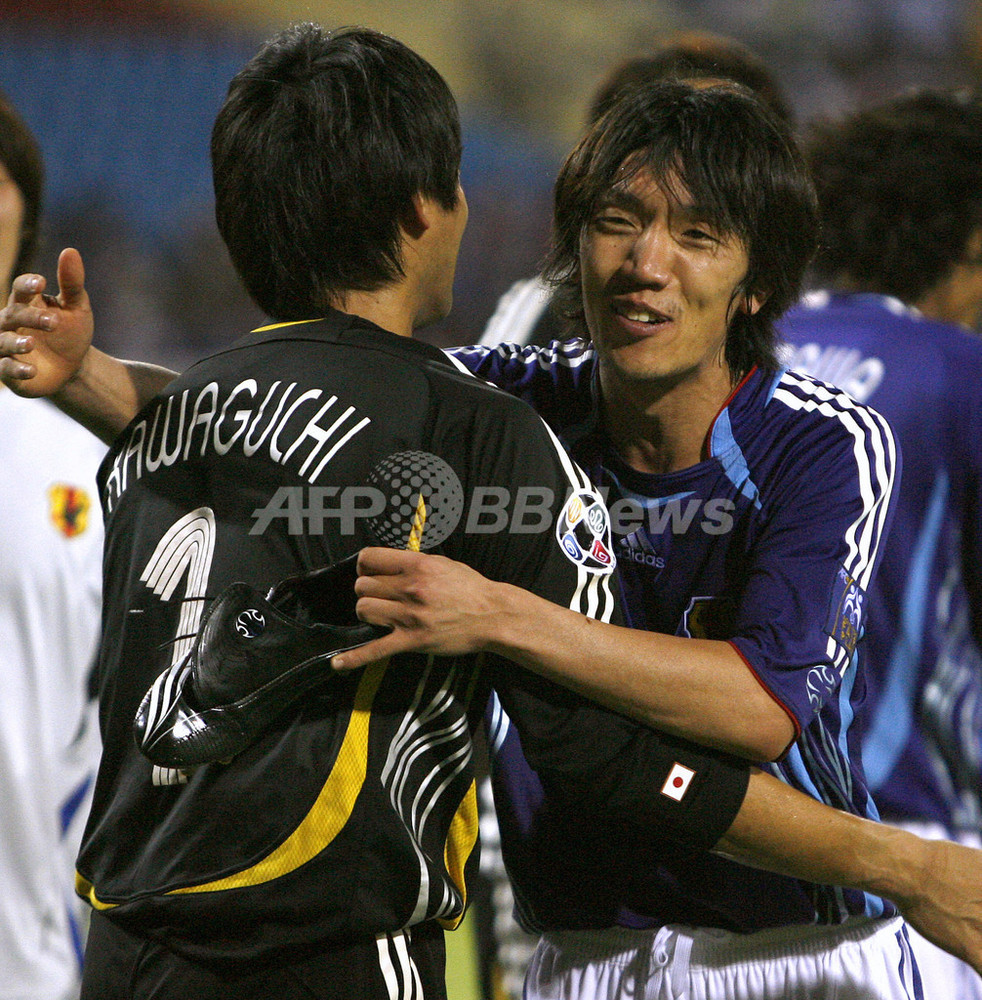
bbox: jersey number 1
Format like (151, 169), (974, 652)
(140, 507), (217, 785)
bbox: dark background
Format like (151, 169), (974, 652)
(0, 0), (976, 362)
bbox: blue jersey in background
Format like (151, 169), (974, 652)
(781, 291), (982, 838)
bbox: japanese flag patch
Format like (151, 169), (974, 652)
(661, 762), (696, 802)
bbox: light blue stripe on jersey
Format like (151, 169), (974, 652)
(865, 469), (950, 789)
(839, 654), (883, 817)
(763, 367), (787, 405)
(836, 656), (862, 803)
(772, 746), (824, 804)
(839, 657), (888, 918)
(777, 720), (886, 919)
(709, 407), (762, 508)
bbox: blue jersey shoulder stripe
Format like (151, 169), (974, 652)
(772, 371), (899, 674)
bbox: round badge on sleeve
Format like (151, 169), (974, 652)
(555, 489), (615, 575)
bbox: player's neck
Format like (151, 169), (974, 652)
(331, 286), (416, 339)
(914, 267), (982, 330)
(600, 364), (735, 475)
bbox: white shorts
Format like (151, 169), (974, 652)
(525, 916), (923, 1000)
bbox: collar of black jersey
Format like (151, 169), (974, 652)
(211, 309), (455, 369)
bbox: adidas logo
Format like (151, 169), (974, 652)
(617, 529), (665, 569)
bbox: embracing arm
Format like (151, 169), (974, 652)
(0, 248), (177, 443)
(336, 397), (899, 763)
(336, 549), (982, 971)
(727, 769), (982, 977)
(334, 547), (794, 760)
(479, 578), (794, 759)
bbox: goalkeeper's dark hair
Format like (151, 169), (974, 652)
(212, 23), (462, 320)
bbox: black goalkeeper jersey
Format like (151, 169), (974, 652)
(76, 312), (748, 963)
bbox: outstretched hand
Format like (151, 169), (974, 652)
(0, 247), (93, 397)
(332, 547), (506, 670)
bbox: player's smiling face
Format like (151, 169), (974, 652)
(580, 165), (761, 394)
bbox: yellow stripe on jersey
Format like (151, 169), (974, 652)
(171, 659), (388, 894)
(439, 664), (481, 929)
(251, 318), (322, 333)
(76, 660), (389, 908)
(406, 493), (427, 552)
(75, 872), (107, 910)
(438, 778), (479, 930)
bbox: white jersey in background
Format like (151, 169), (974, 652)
(0, 390), (105, 1000)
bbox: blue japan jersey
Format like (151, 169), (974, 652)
(781, 292), (982, 837)
(451, 338), (900, 933)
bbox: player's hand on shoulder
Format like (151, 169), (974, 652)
(332, 547), (502, 671)
(0, 247), (94, 397)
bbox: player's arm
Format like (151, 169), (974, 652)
(0, 248), (176, 443)
(335, 548), (793, 760)
(443, 393), (754, 854)
(726, 768), (982, 978)
(336, 550), (982, 975)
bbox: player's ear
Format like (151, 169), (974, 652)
(740, 289), (768, 316)
(401, 193), (432, 240)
